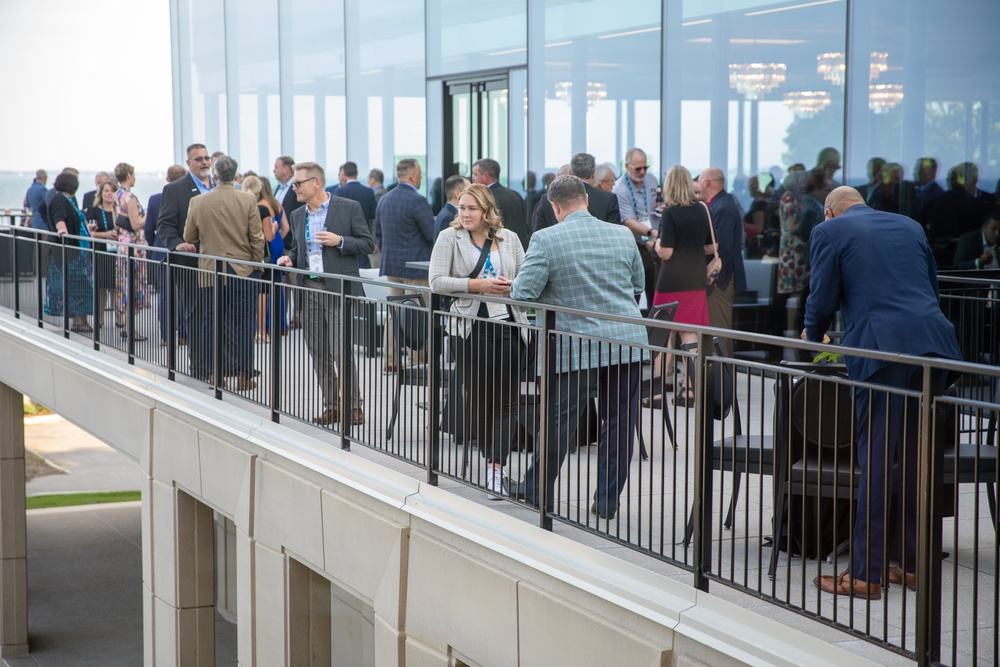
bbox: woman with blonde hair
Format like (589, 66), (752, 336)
(242, 175), (289, 341)
(429, 183), (529, 500)
(649, 165), (716, 407)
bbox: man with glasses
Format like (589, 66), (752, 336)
(157, 143), (215, 380)
(278, 162), (374, 425)
(613, 147), (660, 309)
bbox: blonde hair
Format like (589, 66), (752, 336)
(449, 183), (505, 241)
(242, 175), (262, 197)
(662, 165), (697, 207)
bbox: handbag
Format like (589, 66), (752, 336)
(703, 202), (722, 286)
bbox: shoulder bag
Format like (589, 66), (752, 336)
(702, 201), (722, 286)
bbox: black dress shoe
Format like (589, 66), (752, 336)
(511, 485), (538, 509)
(590, 502), (616, 520)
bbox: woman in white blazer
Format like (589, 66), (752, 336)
(429, 183), (529, 500)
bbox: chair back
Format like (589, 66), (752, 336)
(645, 301), (678, 349)
(387, 293), (428, 351)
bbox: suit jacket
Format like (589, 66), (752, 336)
(144, 192), (168, 261)
(489, 182), (530, 252)
(707, 190), (747, 292)
(81, 189), (97, 216)
(334, 181), (377, 225)
(374, 183), (437, 279)
(286, 196), (374, 295)
(953, 229), (991, 270)
(804, 204), (960, 381)
(157, 173), (204, 267)
(280, 183), (304, 217)
(373, 185), (386, 203)
(434, 201), (457, 236)
(183, 183), (265, 287)
(511, 209), (648, 372)
(531, 182), (621, 234)
(428, 226), (529, 340)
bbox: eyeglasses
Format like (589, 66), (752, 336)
(631, 165), (648, 172)
(291, 176), (318, 189)
(189, 155), (211, 162)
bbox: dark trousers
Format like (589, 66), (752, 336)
(216, 271), (258, 377)
(851, 362), (927, 583)
(156, 263), (188, 343)
(453, 320), (521, 465)
(179, 270), (210, 376)
(521, 362), (640, 515)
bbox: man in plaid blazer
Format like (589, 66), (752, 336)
(511, 175), (648, 520)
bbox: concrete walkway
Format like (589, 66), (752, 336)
(5, 416), (236, 666)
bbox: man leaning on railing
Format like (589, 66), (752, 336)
(803, 186), (960, 599)
(510, 174), (649, 520)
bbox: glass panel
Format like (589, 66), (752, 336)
(347, 0), (427, 194)
(230, 0), (280, 173)
(426, 0), (527, 76)
(284, 0), (346, 174)
(530, 1), (661, 186)
(846, 0), (1000, 239)
(180, 0), (228, 153)
(665, 0), (847, 210)
(484, 88), (509, 177)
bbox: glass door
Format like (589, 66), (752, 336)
(444, 74), (510, 185)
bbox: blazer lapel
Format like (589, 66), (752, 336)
(325, 197), (340, 232)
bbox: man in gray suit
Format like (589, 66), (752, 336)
(278, 162), (375, 427)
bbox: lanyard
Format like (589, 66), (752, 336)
(625, 175), (649, 220)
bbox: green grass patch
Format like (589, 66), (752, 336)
(27, 491), (141, 510)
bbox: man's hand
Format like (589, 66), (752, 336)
(276, 256), (292, 267)
(979, 251), (993, 268)
(314, 231), (342, 247)
(176, 242), (196, 253)
(800, 328), (831, 344)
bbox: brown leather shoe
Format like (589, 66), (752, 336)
(888, 565), (917, 591)
(232, 375), (257, 391)
(314, 408), (338, 426)
(814, 571), (882, 600)
(345, 408), (365, 426)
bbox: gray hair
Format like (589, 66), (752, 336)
(95, 171), (109, 184)
(595, 164), (614, 182)
(35, 169), (47, 181)
(547, 174), (587, 208)
(214, 155), (238, 183)
(570, 153), (597, 180)
(396, 158), (419, 181)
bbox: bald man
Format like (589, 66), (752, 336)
(804, 186), (959, 600)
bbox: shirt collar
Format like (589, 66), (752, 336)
(344, 179), (358, 186)
(399, 182), (418, 192)
(189, 171), (213, 193)
(307, 193), (331, 216)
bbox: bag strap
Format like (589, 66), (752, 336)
(467, 233), (493, 279)
(701, 201), (718, 253)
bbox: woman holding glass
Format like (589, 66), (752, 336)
(113, 162), (148, 341)
(429, 183), (529, 500)
(86, 179), (121, 326)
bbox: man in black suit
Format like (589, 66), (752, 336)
(531, 153), (621, 234)
(330, 161), (377, 268)
(81, 172), (109, 217)
(472, 158), (530, 251)
(954, 210), (1000, 270)
(147, 165), (189, 346)
(435, 174), (468, 236)
(157, 143), (215, 379)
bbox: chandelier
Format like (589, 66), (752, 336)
(817, 51), (892, 87)
(782, 91), (831, 118)
(728, 63), (786, 100)
(869, 84), (903, 114)
(553, 81), (608, 107)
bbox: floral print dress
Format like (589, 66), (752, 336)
(114, 187), (148, 312)
(777, 191), (810, 295)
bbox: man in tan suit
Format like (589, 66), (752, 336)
(184, 155), (265, 390)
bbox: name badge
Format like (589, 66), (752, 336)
(308, 249), (323, 274)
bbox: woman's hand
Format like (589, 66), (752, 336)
(475, 276), (511, 296)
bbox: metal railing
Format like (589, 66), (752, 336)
(0, 224), (996, 666)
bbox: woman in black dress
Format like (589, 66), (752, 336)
(45, 172), (94, 331)
(86, 180), (121, 325)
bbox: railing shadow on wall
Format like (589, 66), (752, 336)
(0, 223), (997, 667)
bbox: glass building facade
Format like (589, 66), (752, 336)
(170, 0), (1000, 214)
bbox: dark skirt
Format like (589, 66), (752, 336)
(654, 289), (708, 326)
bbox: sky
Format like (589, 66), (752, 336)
(0, 1), (173, 174)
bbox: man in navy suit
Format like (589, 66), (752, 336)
(330, 161), (377, 269)
(805, 186), (960, 599)
(375, 158), (436, 371)
(146, 165), (188, 346)
(157, 143), (215, 379)
(434, 174), (468, 236)
(531, 153), (621, 234)
(953, 210), (1000, 270)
